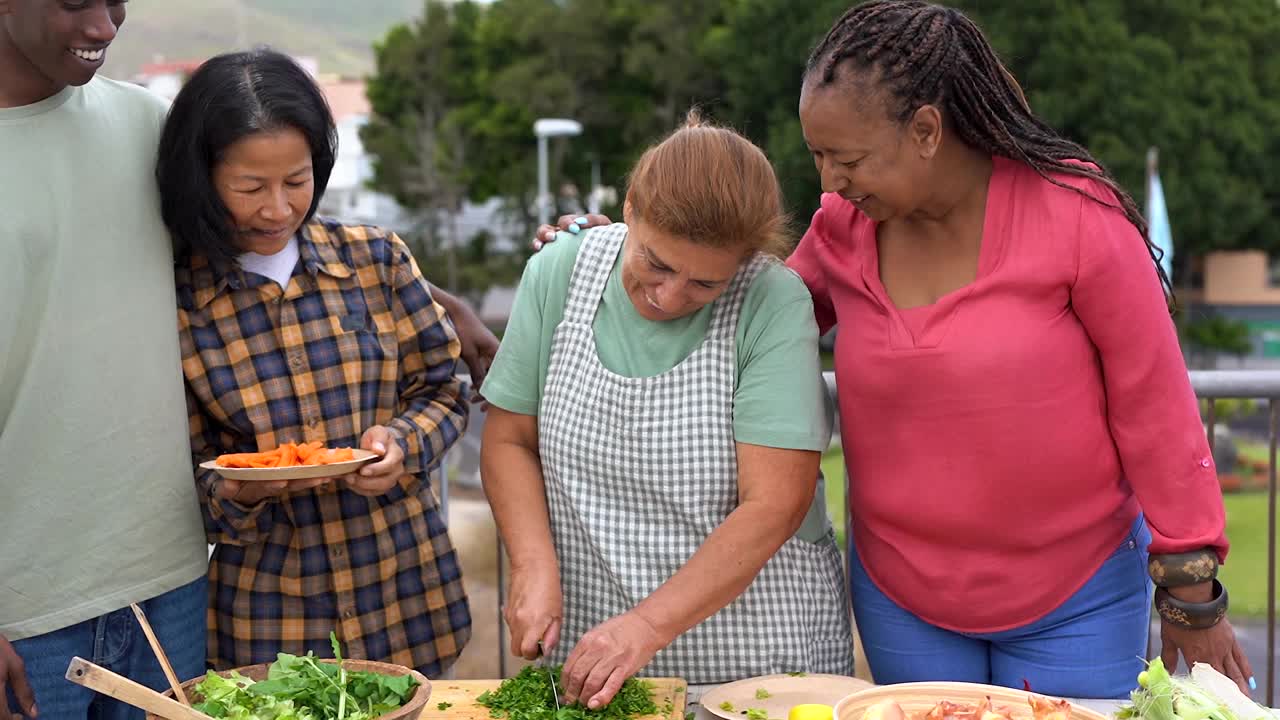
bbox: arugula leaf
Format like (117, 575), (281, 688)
(189, 638), (419, 720)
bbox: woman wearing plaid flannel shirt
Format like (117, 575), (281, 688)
(156, 49), (473, 675)
(481, 114), (854, 708)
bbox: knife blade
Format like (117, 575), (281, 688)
(537, 640), (562, 710)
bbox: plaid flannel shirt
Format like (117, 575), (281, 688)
(178, 218), (471, 674)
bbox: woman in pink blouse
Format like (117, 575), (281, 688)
(536, 0), (1248, 699)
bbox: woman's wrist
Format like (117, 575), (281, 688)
(1149, 547), (1226, 628)
(1167, 580), (1215, 603)
(1156, 579), (1229, 629)
(508, 547), (559, 576)
(631, 599), (678, 648)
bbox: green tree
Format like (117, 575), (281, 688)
(710, 0), (847, 224)
(1182, 314), (1255, 367)
(965, 0), (1280, 268)
(364, 0), (734, 236)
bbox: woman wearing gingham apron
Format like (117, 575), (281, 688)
(482, 116), (853, 710)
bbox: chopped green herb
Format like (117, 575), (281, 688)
(477, 665), (658, 720)
(685, 713), (697, 720)
(439, 702), (454, 711)
(754, 690), (771, 700)
(784, 672), (806, 678)
(746, 709), (769, 720)
(720, 703), (735, 712)
(191, 632), (419, 720)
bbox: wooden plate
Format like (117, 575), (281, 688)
(833, 682), (1109, 720)
(146, 659), (430, 720)
(702, 674), (874, 720)
(200, 448), (378, 481)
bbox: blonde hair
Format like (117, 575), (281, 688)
(625, 111), (792, 258)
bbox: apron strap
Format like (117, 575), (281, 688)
(562, 224), (627, 326)
(707, 252), (773, 344)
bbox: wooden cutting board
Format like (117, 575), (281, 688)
(420, 678), (689, 720)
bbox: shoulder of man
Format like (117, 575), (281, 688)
(89, 76), (171, 121)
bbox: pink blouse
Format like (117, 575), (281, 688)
(788, 157), (1228, 632)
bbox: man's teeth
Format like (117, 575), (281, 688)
(71, 48), (105, 61)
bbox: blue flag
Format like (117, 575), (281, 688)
(1147, 153), (1174, 280)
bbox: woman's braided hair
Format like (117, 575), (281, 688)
(805, 0), (1173, 306)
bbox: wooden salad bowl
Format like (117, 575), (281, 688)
(146, 659), (431, 720)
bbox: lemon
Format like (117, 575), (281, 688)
(789, 704), (834, 720)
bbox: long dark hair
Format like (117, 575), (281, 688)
(156, 47), (338, 267)
(805, 0), (1174, 307)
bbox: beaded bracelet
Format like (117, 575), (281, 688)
(1154, 579), (1228, 629)
(1148, 549), (1218, 588)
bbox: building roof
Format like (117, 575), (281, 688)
(136, 58), (205, 79)
(318, 77), (371, 124)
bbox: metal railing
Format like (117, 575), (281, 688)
(1191, 370), (1279, 705)
(486, 370), (1279, 702)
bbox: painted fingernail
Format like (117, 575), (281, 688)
(568, 224), (580, 234)
(1249, 676), (1257, 690)
(574, 217), (589, 225)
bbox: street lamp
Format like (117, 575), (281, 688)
(534, 118), (583, 226)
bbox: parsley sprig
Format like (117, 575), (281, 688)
(477, 666), (659, 720)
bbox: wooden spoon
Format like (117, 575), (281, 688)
(64, 657), (212, 720)
(130, 603), (190, 705)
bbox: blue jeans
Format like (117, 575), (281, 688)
(851, 515), (1153, 698)
(6, 576), (207, 720)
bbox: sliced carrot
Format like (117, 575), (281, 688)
(216, 441), (357, 468)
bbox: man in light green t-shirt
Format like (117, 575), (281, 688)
(1, 3), (211, 718)
(0, 2), (501, 717)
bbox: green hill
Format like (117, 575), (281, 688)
(102, 0), (423, 80)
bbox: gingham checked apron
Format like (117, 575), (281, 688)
(539, 225), (854, 684)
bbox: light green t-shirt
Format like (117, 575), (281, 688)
(483, 229), (835, 541)
(0, 78), (208, 640)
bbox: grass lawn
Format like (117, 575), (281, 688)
(820, 447), (1276, 618)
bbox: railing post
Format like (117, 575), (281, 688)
(1268, 399), (1277, 706)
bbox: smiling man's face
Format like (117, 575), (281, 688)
(0, 0), (127, 103)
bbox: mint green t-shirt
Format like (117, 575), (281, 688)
(0, 78), (208, 640)
(483, 229), (834, 541)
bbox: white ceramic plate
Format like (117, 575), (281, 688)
(701, 674), (874, 720)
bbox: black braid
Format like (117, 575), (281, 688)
(806, 1), (1175, 309)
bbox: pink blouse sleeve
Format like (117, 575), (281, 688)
(787, 195), (840, 335)
(1071, 183), (1229, 561)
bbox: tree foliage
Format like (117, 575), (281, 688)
(363, 0), (1280, 281)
